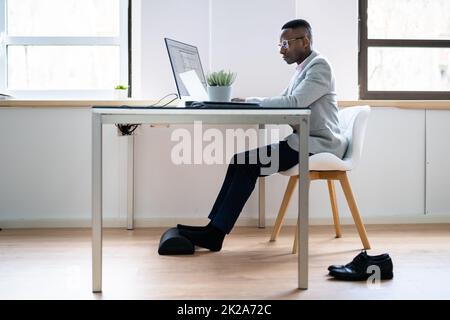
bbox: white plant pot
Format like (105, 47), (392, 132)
(114, 89), (129, 100)
(207, 86), (232, 102)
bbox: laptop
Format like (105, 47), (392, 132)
(184, 100), (261, 109)
(165, 38), (261, 108)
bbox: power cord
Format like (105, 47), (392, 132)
(117, 124), (139, 136)
(116, 93), (180, 135)
(147, 93), (179, 107)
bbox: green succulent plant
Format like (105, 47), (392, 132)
(206, 70), (237, 87)
(115, 84), (129, 90)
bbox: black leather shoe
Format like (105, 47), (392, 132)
(328, 251), (391, 271)
(328, 251), (393, 281)
(178, 226), (225, 252)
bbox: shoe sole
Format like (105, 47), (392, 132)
(380, 272), (394, 280)
(330, 272), (394, 281)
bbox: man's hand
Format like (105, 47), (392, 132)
(231, 98), (246, 102)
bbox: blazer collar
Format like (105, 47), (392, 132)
(296, 50), (318, 73)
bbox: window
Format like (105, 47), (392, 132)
(0, 0), (129, 98)
(359, 0), (450, 100)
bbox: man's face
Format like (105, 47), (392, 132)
(279, 28), (310, 65)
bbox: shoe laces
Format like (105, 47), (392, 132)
(349, 250), (367, 268)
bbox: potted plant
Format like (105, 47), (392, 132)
(114, 84), (129, 99)
(206, 70), (237, 102)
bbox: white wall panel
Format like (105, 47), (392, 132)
(425, 110), (450, 216)
(0, 109), (126, 221)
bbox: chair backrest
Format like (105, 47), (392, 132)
(338, 106), (371, 168)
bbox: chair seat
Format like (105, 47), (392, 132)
(280, 153), (353, 176)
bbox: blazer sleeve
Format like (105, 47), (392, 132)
(245, 85), (289, 104)
(258, 60), (332, 109)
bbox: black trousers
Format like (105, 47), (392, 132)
(208, 140), (306, 234)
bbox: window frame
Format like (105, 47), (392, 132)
(358, 0), (450, 100)
(0, 0), (130, 99)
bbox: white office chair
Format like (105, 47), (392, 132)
(270, 106), (371, 254)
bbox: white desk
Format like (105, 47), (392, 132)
(91, 107), (310, 292)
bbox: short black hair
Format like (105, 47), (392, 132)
(282, 19), (313, 44)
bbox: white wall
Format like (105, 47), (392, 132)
(297, 0), (359, 100)
(1, 0), (446, 228)
(210, 0), (296, 97)
(139, 0), (210, 98)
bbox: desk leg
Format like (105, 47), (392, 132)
(258, 178), (266, 228)
(298, 116), (310, 290)
(258, 124), (266, 228)
(127, 135), (135, 230)
(92, 113), (103, 293)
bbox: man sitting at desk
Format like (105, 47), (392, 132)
(177, 19), (348, 252)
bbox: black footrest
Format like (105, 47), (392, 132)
(158, 227), (194, 255)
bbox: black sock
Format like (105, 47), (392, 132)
(179, 225), (226, 252)
(177, 221), (212, 231)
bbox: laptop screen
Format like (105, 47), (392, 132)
(165, 38), (207, 98)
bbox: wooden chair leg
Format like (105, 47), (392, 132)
(270, 176), (298, 241)
(327, 180), (342, 238)
(292, 222), (298, 254)
(338, 173), (371, 249)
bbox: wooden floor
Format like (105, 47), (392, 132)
(1, 224), (450, 300)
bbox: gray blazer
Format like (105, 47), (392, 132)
(247, 51), (348, 159)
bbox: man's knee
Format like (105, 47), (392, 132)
(229, 153), (259, 175)
(230, 151), (246, 165)
(230, 149), (259, 165)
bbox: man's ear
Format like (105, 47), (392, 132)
(303, 36), (311, 49)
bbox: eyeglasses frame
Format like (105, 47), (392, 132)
(278, 36), (306, 50)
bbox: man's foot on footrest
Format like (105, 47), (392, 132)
(179, 226), (225, 252)
(177, 222), (211, 231)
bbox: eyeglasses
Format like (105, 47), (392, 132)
(277, 36), (305, 50)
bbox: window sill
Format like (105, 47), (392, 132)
(1, 99), (450, 110)
(0, 99), (163, 108)
(339, 100), (450, 109)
